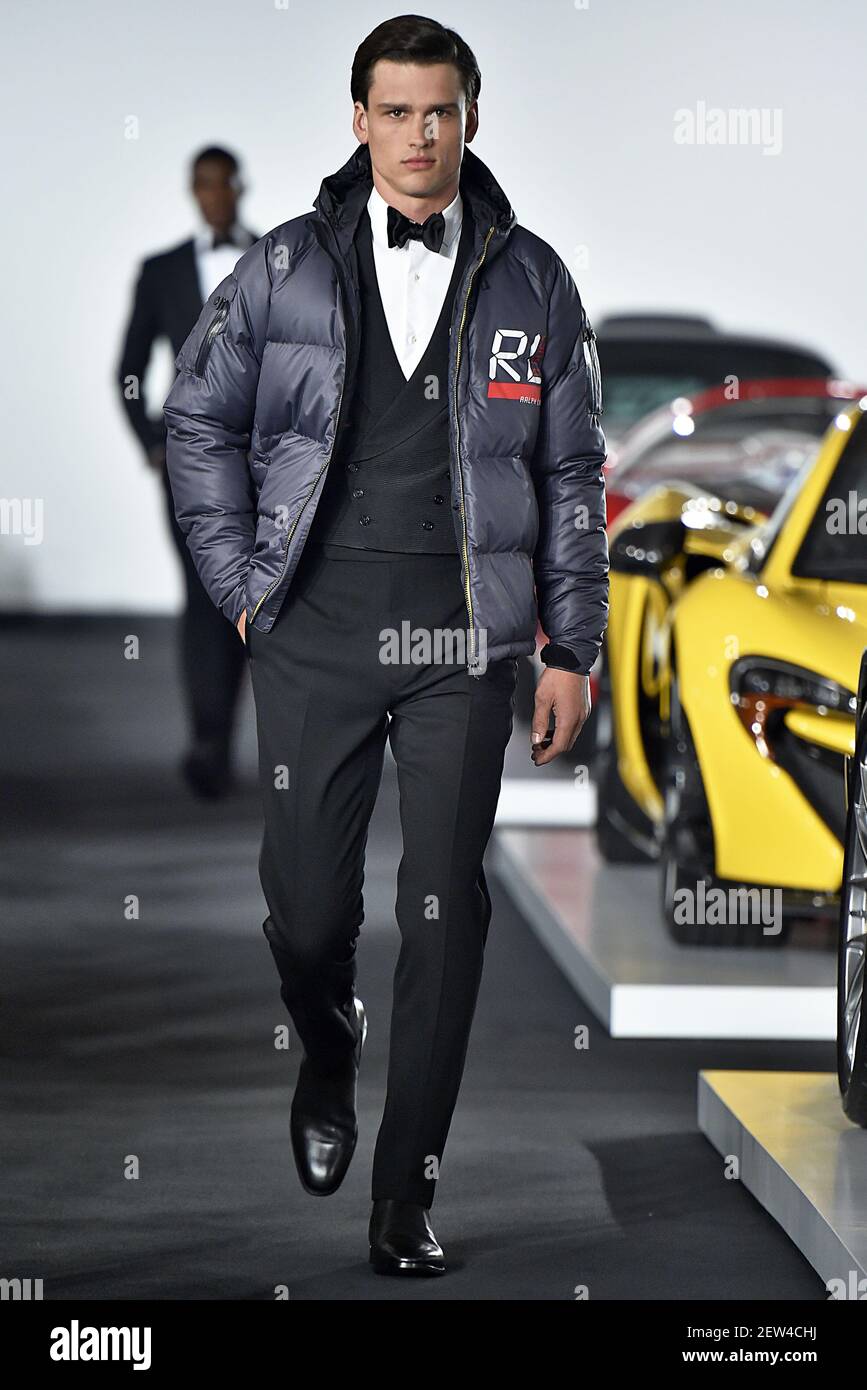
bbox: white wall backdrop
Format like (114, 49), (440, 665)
(2, 0), (864, 612)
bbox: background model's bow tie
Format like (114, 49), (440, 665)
(212, 231), (239, 249)
(386, 206), (446, 253)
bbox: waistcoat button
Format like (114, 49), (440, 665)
(421, 520), (434, 530)
(352, 488), (364, 498)
(433, 494), (444, 504)
(347, 463), (359, 473)
(359, 515), (371, 525)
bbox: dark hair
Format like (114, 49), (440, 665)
(191, 146), (240, 177)
(351, 14), (481, 110)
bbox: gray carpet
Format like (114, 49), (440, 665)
(0, 617), (830, 1299)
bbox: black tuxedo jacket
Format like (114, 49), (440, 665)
(117, 234), (258, 457)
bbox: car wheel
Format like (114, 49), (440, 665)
(660, 673), (788, 947)
(838, 705), (867, 1124)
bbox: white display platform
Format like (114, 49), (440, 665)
(699, 1071), (867, 1292)
(494, 827), (836, 1040)
(496, 778), (596, 827)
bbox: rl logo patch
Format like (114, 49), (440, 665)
(487, 329), (546, 405)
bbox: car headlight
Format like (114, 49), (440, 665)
(729, 658), (856, 761)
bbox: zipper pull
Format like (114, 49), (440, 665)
(581, 320), (604, 425)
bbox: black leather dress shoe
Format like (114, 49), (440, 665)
(369, 1199), (446, 1276)
(290, 996), (366, 1196)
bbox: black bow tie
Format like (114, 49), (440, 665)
(212, 231), (239, 250)
(386, 205), (446, 253)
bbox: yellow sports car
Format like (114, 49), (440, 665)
(598, 398), (867, 945)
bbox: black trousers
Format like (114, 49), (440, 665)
(246, 540), (517, 1207)
(160, 465), (247, 761)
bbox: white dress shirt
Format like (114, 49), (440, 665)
(366, 182), (464, 381)
(193, 220), (256, 304)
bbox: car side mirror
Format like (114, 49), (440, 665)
(609, 517), (684, 576)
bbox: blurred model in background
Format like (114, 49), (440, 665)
(117, 146), (259, 797)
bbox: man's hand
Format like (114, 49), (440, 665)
(236, 610), (247, 644)
(530, 668), (591, 765)
(146, 443), (167, 472)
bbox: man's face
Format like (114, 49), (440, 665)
(192, 157), (240, 232)
(354, 59), (478, 207)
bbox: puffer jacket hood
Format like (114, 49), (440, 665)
(164, 141), (609, 676)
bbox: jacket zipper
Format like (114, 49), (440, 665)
(453, 224), (496, 671)
(250, 224), (497, 634)
(195, 295), (230, 377)
(582, 320), (603, 426)
(249, 289), (349, 622)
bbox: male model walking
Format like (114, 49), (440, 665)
(118, 146), (258, 797)
(165, 14), (608, 1276)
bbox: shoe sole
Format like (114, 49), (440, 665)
(369, 1250), (446, 1277)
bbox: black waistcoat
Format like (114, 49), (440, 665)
(307, 203), (475, 553)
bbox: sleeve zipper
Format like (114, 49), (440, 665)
(582, 320), (604, 426)
(194, 294), (231, 377)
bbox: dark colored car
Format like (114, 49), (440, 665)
(595, 312), (835, 446)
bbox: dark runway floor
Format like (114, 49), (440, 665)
(1, 617), (831, 1299)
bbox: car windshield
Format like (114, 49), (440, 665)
(601, 373), (708, 435)
(792, 411), (867, 585)
(608, 396), (847, 514)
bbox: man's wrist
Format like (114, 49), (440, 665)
(539, 642), (591, 676)
(224, 582), (252, 632)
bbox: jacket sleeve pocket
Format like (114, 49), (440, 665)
(174, 273), (239, 378)
(581, 316), (604, 427)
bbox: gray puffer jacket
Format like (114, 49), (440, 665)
(164, 142), (609, 676)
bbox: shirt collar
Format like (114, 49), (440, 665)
(194, 221), (254, 254)
(367, 181), (463, 257)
